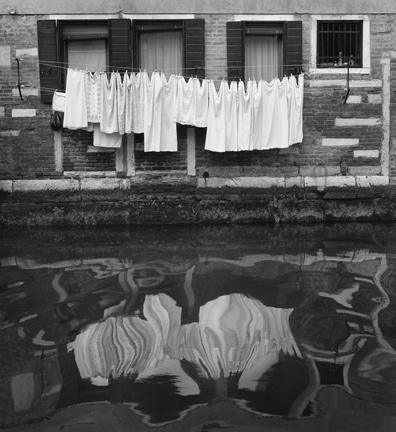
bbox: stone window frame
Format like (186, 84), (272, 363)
(309, 15), (370, 75)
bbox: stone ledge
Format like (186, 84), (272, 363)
(1, 175), (390, 193)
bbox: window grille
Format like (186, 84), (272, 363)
(317, 21), (362, 68)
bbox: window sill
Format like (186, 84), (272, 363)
(309, 67), (370, 75)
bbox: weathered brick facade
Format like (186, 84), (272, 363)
(1, 1), (396, 224)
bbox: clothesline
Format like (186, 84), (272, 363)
(38, 59), (303, 80)
(60, 68), (304, 153)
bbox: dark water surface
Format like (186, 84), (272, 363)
(1, 223), (396, 432)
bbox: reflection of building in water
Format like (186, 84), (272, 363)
(1, 250), (396, 428)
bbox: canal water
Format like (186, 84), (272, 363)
(1, 223), (396, 432)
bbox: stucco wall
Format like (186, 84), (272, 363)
(1, 0), (396, 15)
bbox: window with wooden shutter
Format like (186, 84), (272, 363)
(226, 21), (244, 81)
(133, 19), (205, 78)
(37, 20), (60, 104)
(109, 19), (132, 72)
(227, 20), (303, 82)
(185, 18), (205, 79)
(283, 21), (303, 75)
(37, 19), (133, 103)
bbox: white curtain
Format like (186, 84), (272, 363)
(139, 31), (183, 77)
(245, 35), (283, 82)
(67, 40), (107, 72)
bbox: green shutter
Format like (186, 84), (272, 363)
(184, 19), (205, 79)
(226, 21), (244, 81)
(284, 21), (303, 76)
(109, 19), (132, 72)
(37, 20), (60, 104)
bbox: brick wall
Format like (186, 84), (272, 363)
(134, 126), (188, 172)
(62, 130), (116, 172)
(0, 12), (396, 181)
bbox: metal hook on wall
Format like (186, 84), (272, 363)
(15, 57), (23, 101)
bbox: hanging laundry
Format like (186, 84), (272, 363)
(93, 124), (122, 149)
(251, 77), (289, 150)
(85, 72), (102, 124)
(176, 77), (209, 128)
(195, 79), (209, 128)
(63, 69), (88, 129)
(144, 72), (178, 152)
(131, 72), (145, 134)
(125, 72), (133, 134)
(287, 74), (304, 146)
(237, 80), (255, 151)
(116, 72), (128, 135)
(100, 72), (119, 134)
(205, 80), (238, 152)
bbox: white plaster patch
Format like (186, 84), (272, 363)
(11, 109), (36, 117)
(346, 95), (362, 104)
(356, 176), (389, 187)
(13, 179), (79, 192)
(335, 118), (381, 127)
(236, 177), (285, 188)
(12, 88), (39, 97)
(0, 46), (11, 66)
(353, 150), (379, 158)
(368, 94), (382, 104)
(0, 180), (13, 193)
(80, 178), (122, 190)
(197, 177), (285, 189)
(304, 176), (327, 191)
(0, 130), (20, 137)
(304, 176), (355, 190)
(322, 138), (359, 146)
(15, 48), (38, 57)
(285, 177), (304, 188)
(325, 176), (356, 188)
(310, 80), (382, 88)
(63, 171), (116, 178)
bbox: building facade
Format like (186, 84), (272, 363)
(1, 0), (396, 225)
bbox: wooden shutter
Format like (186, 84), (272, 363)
(37, 20), (60, 104)
(284, 21), (303, 76)
(109, 19), (132, 72)
(226, 21), (244, 81)
(184, 19), (205, 79)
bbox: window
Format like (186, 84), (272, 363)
(60, 22), (108, 72)
(37, 19), (132, 103)
(317, 21), (362, 68)
(134, 21), (183, 77)
(244, 23), (283, 82)
(37, 18), (204, 103)
(227, 20), (303, 82)
(310, 15), (370, 74)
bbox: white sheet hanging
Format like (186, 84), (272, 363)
(144, 72), (178, 152)
(63, 69), (88, 129)
(116, 71), (128, 135)
(237, 80), (255, 151)
(93, 124), (122, 148)
(85, 72), (101, 124)
(249, 77), (289, 150)
(205, 80), (238, 152)
(288, 74), (304, 146)
(100, 72), (119, 134)
(131, 72), (145, 134)
(176, 77), (209, 128)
